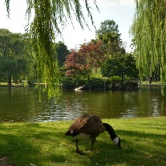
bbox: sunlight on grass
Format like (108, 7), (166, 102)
(91, 68), (102, 78)
(0, 117), (166, 165)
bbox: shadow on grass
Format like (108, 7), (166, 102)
(0, 123), (67, 165)
(64, 128), (166, 166)
(0, 122), (166, 166)
(0, 133), (43, 165)
(87, 129), (166, 166)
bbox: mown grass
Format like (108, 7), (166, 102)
(0, 117), (166, 166)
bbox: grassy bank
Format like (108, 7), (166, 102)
(0, 117), (166, 166)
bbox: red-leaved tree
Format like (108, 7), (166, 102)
(65, 41), (105, 80)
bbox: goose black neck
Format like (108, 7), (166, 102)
(103, 123), (117, 140)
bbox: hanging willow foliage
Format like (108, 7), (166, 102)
(4, 0), (98, 98)
(131, 0), (166, 94)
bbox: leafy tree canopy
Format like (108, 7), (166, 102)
(102, 54), (139, 84)
(56, 41), (70, 67)
(65, 41), (105, 80)
(0, 29), (28, 84)
(96, 20), (125, 57)
(4, 0), (99, 97)
(96, 20), (120, 36)
(131, 0), (166, 94)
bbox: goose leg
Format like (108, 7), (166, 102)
(76, 139), (79, 153)
(75, 139), (84, 155)
(90, 138), (96, 151)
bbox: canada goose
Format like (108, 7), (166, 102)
(65, 114), (121, 154)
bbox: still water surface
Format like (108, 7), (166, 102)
(0, 86), (166, 122)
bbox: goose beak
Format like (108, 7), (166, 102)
(113, 137), (122, 149)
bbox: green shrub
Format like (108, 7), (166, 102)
(86, 78), (104, 90)
(61, 77), (86, 89)
(110, 76), (121, 83)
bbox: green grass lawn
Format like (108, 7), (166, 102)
(0, 117), (166, 166)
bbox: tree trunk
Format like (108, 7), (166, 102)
(121, 74), (124, 86)
(8, 75), (12, 86)
(148, 76), (152, 84)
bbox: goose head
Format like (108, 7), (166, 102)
(113, 136), (121, 149)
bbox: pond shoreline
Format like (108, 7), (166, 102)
(0, 82), (163, 88)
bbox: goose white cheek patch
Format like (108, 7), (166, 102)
(113, 137), (119, 145)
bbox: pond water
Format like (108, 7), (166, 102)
(0, 86), (166, 122)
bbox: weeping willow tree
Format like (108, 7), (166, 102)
(131, 0), (166, 94)
(4, 0), (98, 97)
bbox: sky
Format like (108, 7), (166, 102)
(0, 0), (136, 52)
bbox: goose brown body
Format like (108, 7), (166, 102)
(65, 114), (121, 154)
(66, 114), (104, 138)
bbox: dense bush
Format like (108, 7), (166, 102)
(61, 76), (138, 91)
(61, 77), (105, 90)
(61, 77), (86, 89)
(86, 78), (104, 90)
